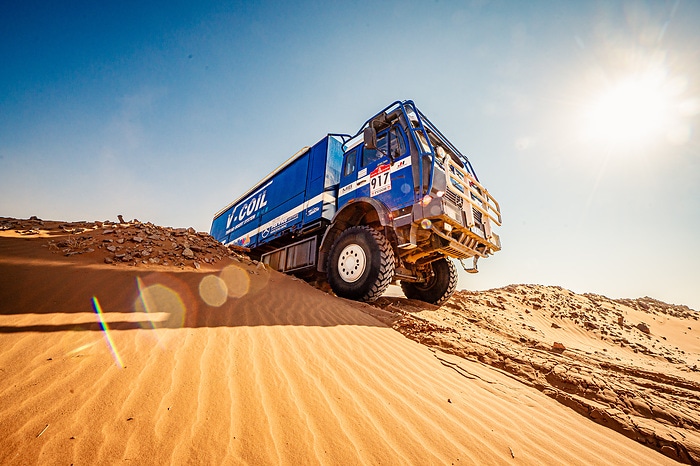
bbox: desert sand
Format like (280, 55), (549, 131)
(1, 217), (697, 465)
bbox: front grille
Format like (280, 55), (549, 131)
(473, 208), (482, 224)
(444, 189), (463, 208)
(441, 244), (470, 259)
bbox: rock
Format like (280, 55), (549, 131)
(104, 257), (114, 264)
(182, 248), (195, 259)
(551, 322), (561, 329)
(552, 342), (566, 353)
(132, 236), (143, 243)
(106, 246), (117, 253)
(660, 445), (676, 458)
(193, 261), (200, 269)
(636, 322), (651, 334)
(584, 321), (599, 330)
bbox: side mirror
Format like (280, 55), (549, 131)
(363, 126), (377, 150)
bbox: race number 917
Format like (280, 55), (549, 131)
(370, 164), (391, 196)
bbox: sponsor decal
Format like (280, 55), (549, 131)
(370, 163), (391, 196)
(228, 192), (336, 247)
(338, 156), (411, 199)
(233, 234), (251, 248)
(226, 190), (268, 234)
(393, 157), (410, 170)
(339, 183), (355, 197)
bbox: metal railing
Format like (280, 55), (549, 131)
(445, 157), (502, 227)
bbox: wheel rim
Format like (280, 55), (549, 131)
(337, 244), (366, 283)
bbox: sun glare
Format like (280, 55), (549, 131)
(583, 72), (673, 147)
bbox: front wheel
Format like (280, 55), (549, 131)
(327, 226), (395, 302)
(401, 258), (457, 305)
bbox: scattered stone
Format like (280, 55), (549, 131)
(132, 236), (143, 243)
(182, 248), (195, 259)
(584, 321), (599, 330)
(552, 342), (566, 353)
(104, 257), (114, 264)
(636, 322), (651, 334)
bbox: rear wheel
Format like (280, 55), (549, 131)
(401, 257), (457, 305)
(327, 226), (395, 302)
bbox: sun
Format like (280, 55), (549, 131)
(581, 72), (673, 148)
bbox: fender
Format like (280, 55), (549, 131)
(316, 197), (393, 272)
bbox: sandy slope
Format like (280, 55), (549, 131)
(380, 286), (700, 463)
(0, 218), (686, 464)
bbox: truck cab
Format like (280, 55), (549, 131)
(315, 100), (501, 304)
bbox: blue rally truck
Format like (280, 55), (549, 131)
(211, 100), (501, 304)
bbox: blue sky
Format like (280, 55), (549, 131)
(1, 1), (699, 310)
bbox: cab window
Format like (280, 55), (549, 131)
(389, 127), (406, 158)
(362, 132), (388, 167)
(343, 148), (357, 177)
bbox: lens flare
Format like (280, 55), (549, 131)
(420, 219), (432, 229)
(219, 264), (250, 298)
(91, 296), (125, 368)
(135, 277), (186, 329)
(199, 275), (228, 307)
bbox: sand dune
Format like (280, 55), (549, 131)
(0, 217), (691, 464)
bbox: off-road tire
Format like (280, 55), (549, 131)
(327, 226), (395, 302)
(401, 257), (457, 305)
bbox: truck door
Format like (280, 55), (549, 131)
(338, 146), (359, 209)
(337, 126), (413, 212)
(358, 126), (413, 211)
